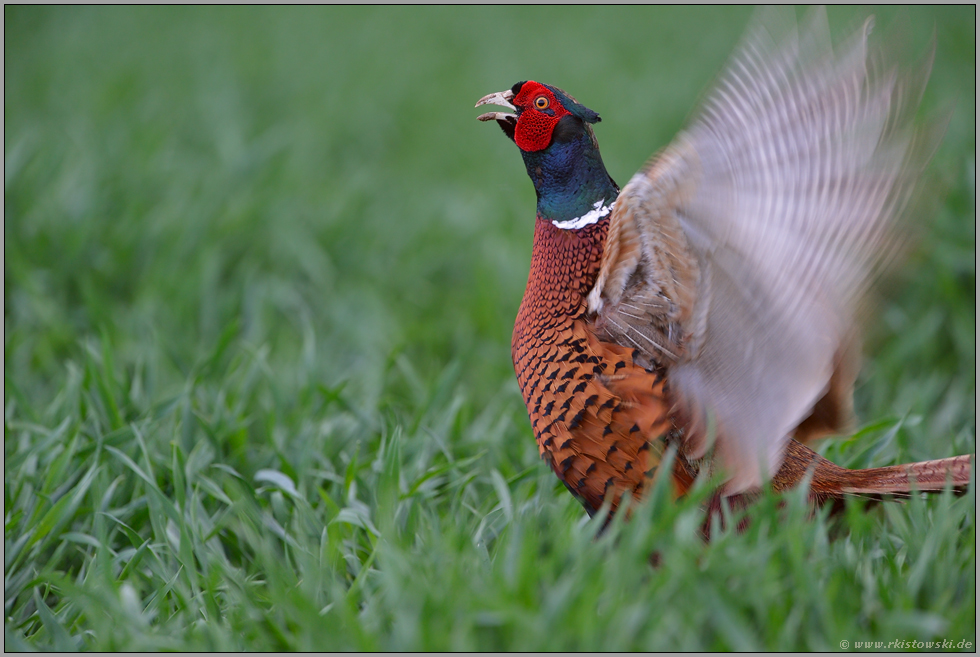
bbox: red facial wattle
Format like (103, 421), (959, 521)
(513, 81), (570, 152)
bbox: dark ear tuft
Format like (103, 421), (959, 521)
(579, 108), (601, 124)
(543, 83), (601, 124)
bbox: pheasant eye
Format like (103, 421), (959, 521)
(534, 96), (549, 110)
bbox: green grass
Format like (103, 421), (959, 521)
(4, 6), (975, 651)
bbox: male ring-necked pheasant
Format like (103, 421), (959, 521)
(476, 8), (972, 521)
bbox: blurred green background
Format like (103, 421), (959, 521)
(5, 6), (975, 651)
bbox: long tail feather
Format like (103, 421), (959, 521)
(774, 439), (972, 501)
(832, 454), (972, 496)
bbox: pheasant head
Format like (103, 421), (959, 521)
(477, 81), (619, 226)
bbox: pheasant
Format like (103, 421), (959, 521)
(475, 8), (973, 522)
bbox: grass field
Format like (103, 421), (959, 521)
(4, 6), (975, 651)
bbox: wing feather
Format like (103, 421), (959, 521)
(588, 7), (942, 491)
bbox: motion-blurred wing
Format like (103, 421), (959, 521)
(588, 7), (941, 492)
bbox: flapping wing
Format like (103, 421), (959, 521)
(587, 7), (942, 492)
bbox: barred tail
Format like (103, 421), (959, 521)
(774, 440), (973, 501)
(835, 454), (973, 496)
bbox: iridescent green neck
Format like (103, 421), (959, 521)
(521, 124), (619, 227)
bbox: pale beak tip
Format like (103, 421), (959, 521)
(477, 111), (517, 123)
(475, 89), (517, 112)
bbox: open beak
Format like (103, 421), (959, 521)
(475, 89), (517, 123)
